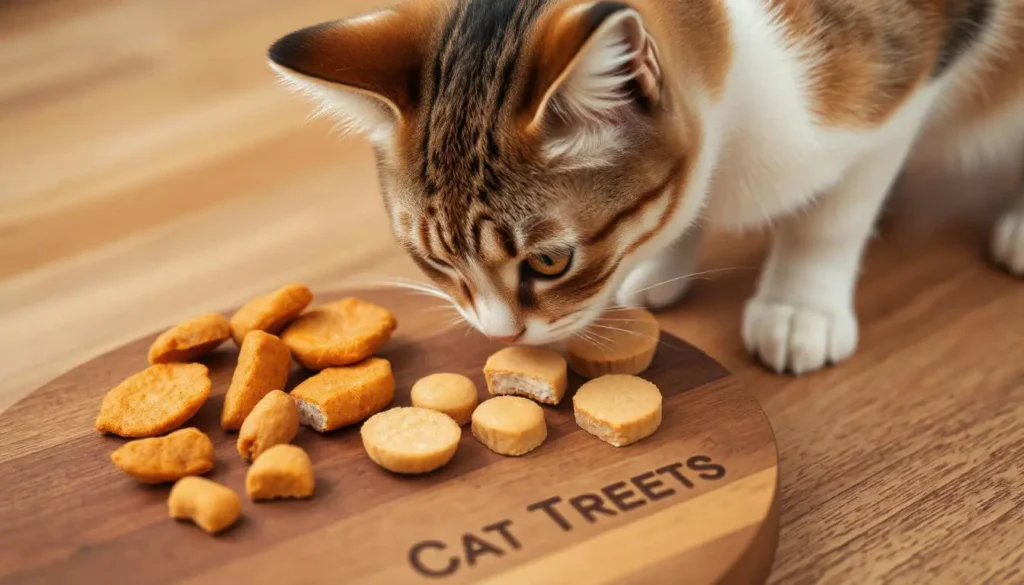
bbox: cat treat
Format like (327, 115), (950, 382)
(290, 357), (395, 432)
(573, 375), (663, 447)
(471, 396), (547, 456)
(246, 444), (315, 500)
(410, 373), (479, 426)
(168, 477), (241, 535)
(237, 390), (299, 461)
(281, 298), (397, 370)
(95, 363), (211, 438)
(361, 407), (462, 474)
(221, 331), (292, 431)
(147, 313), (231, 365)
(111, 428), (214, 484)
(567, 308), (661, 379)
(230, 283), (314, 345)
(483, 347), (567, 405)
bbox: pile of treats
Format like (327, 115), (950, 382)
(95, 284), (665, 536)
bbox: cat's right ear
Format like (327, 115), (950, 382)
(522, 1), (664, 166)
(268, 6), (433, 142)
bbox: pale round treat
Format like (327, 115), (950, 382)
(360, 407), (462, 474)
(471, 396), (547, 456)
(411, 373), (479, 426)
(573, 375), (663, 447)
(566, 308), (661, 379)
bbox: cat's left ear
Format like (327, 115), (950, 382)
(268, 6), (433, 142)
(524, 1), (663, 145)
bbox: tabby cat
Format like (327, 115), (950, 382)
(268, 0), (1024, 374)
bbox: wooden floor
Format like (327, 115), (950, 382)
(2, 1), (1022, 583)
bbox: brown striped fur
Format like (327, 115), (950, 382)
(767, 0), (1024, 129)
(318, 0), (699, 327)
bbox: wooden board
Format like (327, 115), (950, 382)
(0, 289), (780, 585)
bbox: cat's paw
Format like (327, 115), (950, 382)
(742, 298), (858, 375)
(992, 211), (1024, 277)
(616, 258), (694, 310)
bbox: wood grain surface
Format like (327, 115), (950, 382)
(2, 0), (1023, 583)
(0, 289), (780, 585)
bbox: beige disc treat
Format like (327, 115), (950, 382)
(221, 331), (293, 431)
(471, 396), (547, 456)
(281, 298), (397, 370)
(148, 313), (231, 365)
(411, 373), (479, 425)
(567, 308), (661, 379)
(246, 444), (315, 500)
(290, 357), (395, 432)
(483, 347), (567, 405)
(230, 283), (314, 345)
(361, 407), (462, 474)
(573, 375), (663, 447)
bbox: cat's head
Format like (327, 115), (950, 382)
(269, 0), (706, 344)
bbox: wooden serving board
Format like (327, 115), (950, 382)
(0, 289), (780, 585)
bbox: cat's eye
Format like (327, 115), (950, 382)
(524, 251), (573, 279)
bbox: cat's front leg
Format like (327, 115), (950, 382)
(992, 189), (1024, 276)
(743, 138), (915, 374)
(617, 224), (704, 309)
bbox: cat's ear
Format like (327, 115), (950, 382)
(268, 6), (433, 142)
(524, 1), (663, 164)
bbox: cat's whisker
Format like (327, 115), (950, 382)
(630, 266), (754, 295)
(585, 323), (681, 350)
(370, 278), (455, 304)
(575, 329), (613, 353)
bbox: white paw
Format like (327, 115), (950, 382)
(617, 258), (694, 310)
(742, 299), (858, 375)
(992, 211), (1024, 276)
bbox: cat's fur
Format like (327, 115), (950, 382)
(269, 0), (1024, 374)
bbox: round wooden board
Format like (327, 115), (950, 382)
(0, 288), (780, 585)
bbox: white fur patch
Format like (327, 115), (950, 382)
(269, 62), (396, 146)
(549, 10), (646, 124)
(539, 9), (659, 168)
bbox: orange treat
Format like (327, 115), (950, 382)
(221, 331), (292, 431)
(245, 444), (315, 500)
(229, 284), (313, 345)
(290, 357), (395, 432)
(95, 363), (211, 438)
(111, 428), (214, 484)
(237, 390), (300, 461)
(168, 477), (241, 535)
(281, 298), (397, 370)
(148, 313), (231, 365)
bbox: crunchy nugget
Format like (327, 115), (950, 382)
(281, 298), (396, 370)
(221, 331), (292, 431)
(148, 313), (231, 364)
(111, 428), (214, 484)
(96, 363), (211, 438)
(229, 284), (313, 345)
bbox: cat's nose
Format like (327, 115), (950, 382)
(491, 329), (525, 344)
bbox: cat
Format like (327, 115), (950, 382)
(267, 0), (1024, 375)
